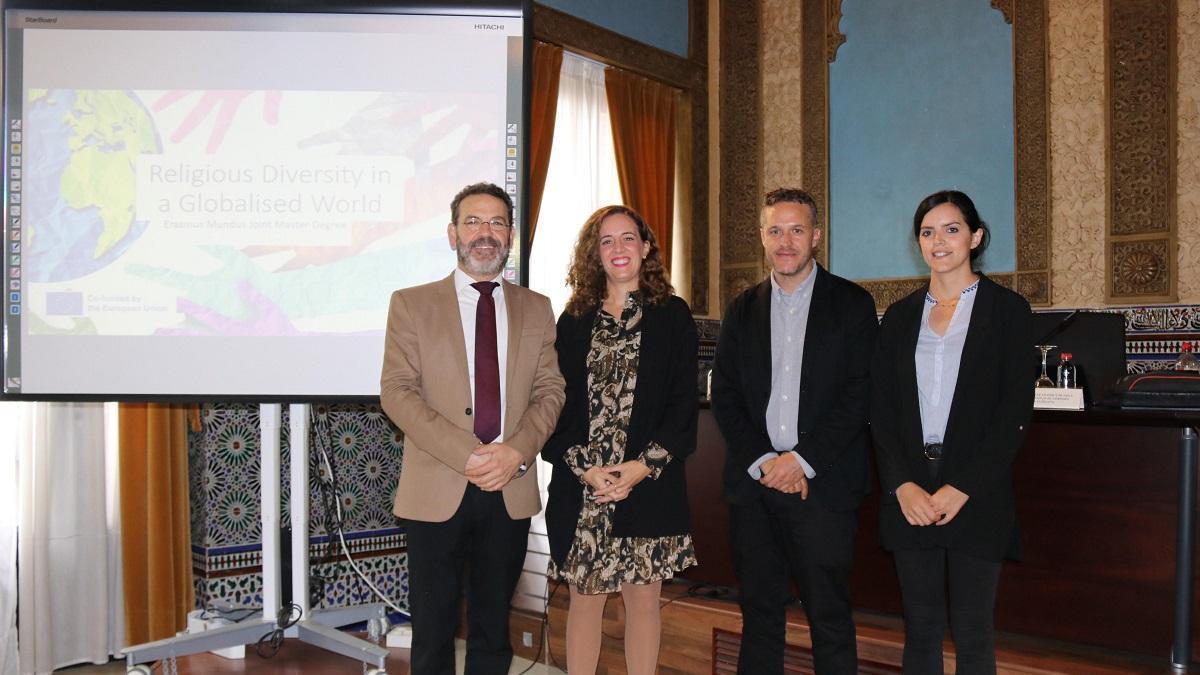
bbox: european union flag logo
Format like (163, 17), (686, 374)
(45, 291), (83, 315)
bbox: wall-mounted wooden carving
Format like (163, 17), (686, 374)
(991, 0), (1014, 25)
(718, 0), (764, 308)
(1105, 0), (1177, 303)
(801, 0), (830, 271)
(828, 0), (846, 63)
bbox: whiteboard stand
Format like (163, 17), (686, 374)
(122, 403), (390, 674)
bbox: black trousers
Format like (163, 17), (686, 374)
(404, 485), (530, 675)
(893, 547), (1002, 675)
(730, 486), (859, 675)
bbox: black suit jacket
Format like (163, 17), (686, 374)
(541, 295), (698, 567)
(711, 267), (878, 511)
(871, 275), (1035, 561)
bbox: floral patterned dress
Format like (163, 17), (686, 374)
(546, 294), (697, 594)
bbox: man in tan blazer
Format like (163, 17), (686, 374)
(381, 182), (565, 674)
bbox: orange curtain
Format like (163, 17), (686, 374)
(529, 41), (564, 244)
(119, 403), (195, 645)
(604, 67), (677, 268)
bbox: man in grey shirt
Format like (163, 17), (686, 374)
(711, 187), (878, 674)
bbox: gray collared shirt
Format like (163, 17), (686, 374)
(915, 281), (979, 444)
(748, 266), (819, 480)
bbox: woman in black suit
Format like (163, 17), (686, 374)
(541, 205), (698, 675)
(871, 190), (1035, 674)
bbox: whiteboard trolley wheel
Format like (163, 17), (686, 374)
(127, 666), (153, 675)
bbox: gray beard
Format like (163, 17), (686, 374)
(457, 237), (510, 278)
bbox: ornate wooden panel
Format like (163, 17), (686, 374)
(1105, 0), (1177, 303)
(718, 0), (764, 308)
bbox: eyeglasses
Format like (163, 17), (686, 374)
(461, 216), (511, 232)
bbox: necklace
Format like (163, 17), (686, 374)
(927, 279), (979, 309)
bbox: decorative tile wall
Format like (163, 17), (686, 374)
(1119, 304), (1200, 372)
(189, 402), (407, 614)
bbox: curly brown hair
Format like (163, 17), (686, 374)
(564, 205), (674, 317)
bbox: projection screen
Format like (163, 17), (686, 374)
(1, 1), (528, 399)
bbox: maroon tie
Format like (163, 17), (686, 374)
(471, 281), (501, 444)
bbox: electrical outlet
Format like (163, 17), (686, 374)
(522, 631), (533, 647)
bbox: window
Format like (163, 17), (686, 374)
(528, 52), (623, 317)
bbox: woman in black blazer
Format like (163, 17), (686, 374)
(541, 205), (698, 675)
(871, 190), (1035, 674)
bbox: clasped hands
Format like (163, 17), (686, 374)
(464, 443), (524, 492)
(582, 461), (651, 504)
(760, 453), (809, 499)
(895, 482), (969, 527)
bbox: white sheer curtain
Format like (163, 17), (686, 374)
(12, 402), (124, 675)
(528, 51), (624, 317)
(0, 404), (18, 675)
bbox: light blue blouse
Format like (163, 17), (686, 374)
(915, 281), (979, 444)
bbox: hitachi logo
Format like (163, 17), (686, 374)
(474, 23), (503, 30)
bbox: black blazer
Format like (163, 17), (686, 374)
(541, 295), (698, 567)
(710, 267), (878, 511)
(871, 275), (1035, 561)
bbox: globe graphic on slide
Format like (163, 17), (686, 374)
(24, 90), (160, 282)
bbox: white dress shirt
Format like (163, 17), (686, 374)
(454, 267), (509, 441)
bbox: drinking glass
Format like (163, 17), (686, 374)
(1035, 344), (1057, 388)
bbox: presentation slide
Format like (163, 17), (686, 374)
(2, 6), (525, 398)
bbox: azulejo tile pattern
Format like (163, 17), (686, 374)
(191, 532), (409, 612)
(1119, 304), (1200, 372)
(190, 402), (406, 612)
(696, 318), (720, 365)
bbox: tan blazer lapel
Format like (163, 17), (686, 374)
(437, 273), (473, 404)
(502, 281), (525, 431)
